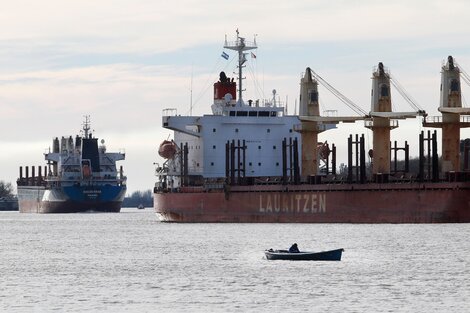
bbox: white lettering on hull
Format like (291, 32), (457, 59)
(259, 193), (326, 214)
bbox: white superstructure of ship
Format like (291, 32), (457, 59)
(156, 31), (335, 191)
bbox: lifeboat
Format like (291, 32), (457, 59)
(158, 140), (178, 159)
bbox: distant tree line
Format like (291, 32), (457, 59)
(0, 181), (14, 198)
(122, 189), (153, 208)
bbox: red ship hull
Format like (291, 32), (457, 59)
(154, 182), (470, 223)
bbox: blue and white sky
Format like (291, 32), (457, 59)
(1, 0), (470, 193)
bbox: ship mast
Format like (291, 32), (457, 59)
(224, 29), (257, 106)
(82, 115), (91, 138)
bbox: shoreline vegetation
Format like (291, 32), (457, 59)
(0, 181), (14, 198)
(123, 189), (153, 208)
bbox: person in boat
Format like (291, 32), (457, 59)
(289, 243), (300, 253)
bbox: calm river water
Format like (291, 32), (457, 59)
(1, 208), (469, 312)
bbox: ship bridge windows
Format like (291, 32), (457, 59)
(227, 110), (279, 117)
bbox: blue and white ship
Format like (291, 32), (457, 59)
(17, 117), (126, 213)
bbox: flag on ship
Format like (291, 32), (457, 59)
(221, 51), (229, 60)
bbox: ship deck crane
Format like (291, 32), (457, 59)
(297, 63), (427, 178)
(423, 56), (470, 174)
(299, 68), (368, 124)
(296, 67), (368, 177)
(437, 60), (470, 114)
(301, 68), (427, 123)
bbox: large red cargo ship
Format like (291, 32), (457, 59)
(153, 32), (470, 223)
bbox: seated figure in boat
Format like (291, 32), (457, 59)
(289, 243), (300, 253)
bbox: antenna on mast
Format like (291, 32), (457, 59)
(82, 115), (91, 138)
(223, 29), (257, 106)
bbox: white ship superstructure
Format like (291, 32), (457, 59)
(157, 31), (335, 190)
